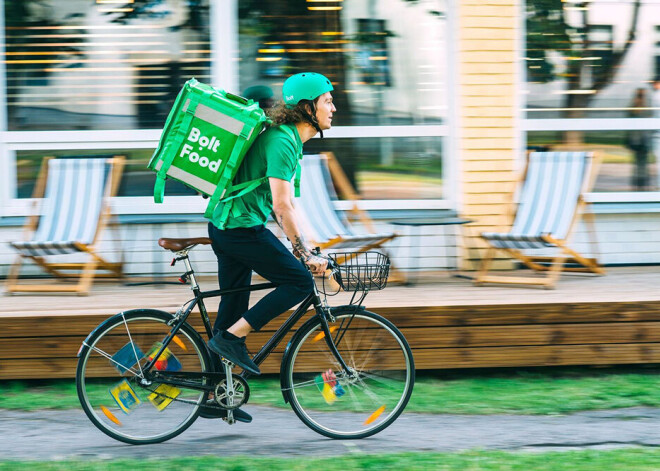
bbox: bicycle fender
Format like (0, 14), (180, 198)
(329, 305), (368, 315)
(279, 306), (367, 404)
(77, 309), (182, 358)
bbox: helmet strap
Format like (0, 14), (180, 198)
(300, 100), (324, 138)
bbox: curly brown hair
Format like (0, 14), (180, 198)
(266, 98), (319, 126)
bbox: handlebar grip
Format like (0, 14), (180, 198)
(325, 254), (339, 271)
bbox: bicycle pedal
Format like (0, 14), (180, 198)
(221, 358), (235, 368)
(223, 411), (235, 425)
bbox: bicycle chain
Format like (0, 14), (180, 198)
(133, 375), (250, 410)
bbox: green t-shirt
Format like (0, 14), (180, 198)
(209, 123), (303, 229)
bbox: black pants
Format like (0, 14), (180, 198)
(208, 222), (314, 332)
(632, 147), (650, 190)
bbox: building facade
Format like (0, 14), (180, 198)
(2, 0), (660, 277)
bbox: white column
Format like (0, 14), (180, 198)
(446, 0), (460, 211)
(210, 0), (239, 93)
(0, 2), (16, 211)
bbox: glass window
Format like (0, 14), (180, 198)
(16, 150), (196, 198)
(528, 130), (658, 192)
(304, 136), (443, 200)
(238, 0), (447, 126)
(4, 0), (211, 131)
(7, 0), (448, 204)
(238, 0), (448, 200)
(525, 0), (660, 194)
(525, 0), (660, 119)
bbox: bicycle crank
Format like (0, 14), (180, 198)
(214, 375), (249, 410)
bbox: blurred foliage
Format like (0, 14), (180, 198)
(526, 0), (640, 113)
(525, 0), (570, 84)
(103, 0), (208, 31)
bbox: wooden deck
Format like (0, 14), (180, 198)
(4, 268), (660, 379)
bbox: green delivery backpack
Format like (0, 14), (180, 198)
(148, 78), (301, 227)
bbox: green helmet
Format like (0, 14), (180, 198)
(242, 85), (274, 102)
(282, 72), (333, 108)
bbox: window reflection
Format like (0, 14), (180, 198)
(16, 150), (196, 198)
(8, 0), (447, 201)
(528, 131), (659, 192)
(304, 137), (443, 200)
(238, 0), (447, 200)
(238, 0), (447, 127)
(525, 1), (660, 194)
(5, 0), (211, 131)
(525, 0), (660, 119)
(15, 137), (443, 200)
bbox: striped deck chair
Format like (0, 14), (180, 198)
(6, 156), (125, 295)
(293, 153), (399, 272)
(475, 151), (604, 289)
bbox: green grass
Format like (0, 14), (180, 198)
(5, 449), (660, 470)
(5, 367), (660, 415)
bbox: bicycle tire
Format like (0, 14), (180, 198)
(282, 307), (414, 439)
(76, 309), (212, 444)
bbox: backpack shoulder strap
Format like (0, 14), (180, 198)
(279, 125), (304, 197)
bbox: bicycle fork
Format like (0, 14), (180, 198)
(312, 291), (355, 381)
(320, 313), (355, 379)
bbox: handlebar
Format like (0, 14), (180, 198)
(312, 247), (339, 269)
(298, 247), (339, 273)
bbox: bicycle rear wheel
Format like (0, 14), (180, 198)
(76, 309), (211, 444)
(283, 308), (414, 439)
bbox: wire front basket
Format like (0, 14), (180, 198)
(330, 252), (391, 292)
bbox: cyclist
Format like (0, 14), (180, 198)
(205, 72), (335, 420)
(242, 84), (276, 111)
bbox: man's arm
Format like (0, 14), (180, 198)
(270, 177), (327, 274)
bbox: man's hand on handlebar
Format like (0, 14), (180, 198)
(306, 254), (328, 276)
(297, 247), (328, 276)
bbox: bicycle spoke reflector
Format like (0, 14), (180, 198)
(146, 342), (182, 372)
(172, 335), (187, 351)
(363, 405), (386, 425)
(100, 405), (122, 426)
(148, 383), (182, 411)
(109, 379), (141, 414)
(314, 369), (345, 404)
(312, 326), (338, 343)
(111, 342), (145, 374)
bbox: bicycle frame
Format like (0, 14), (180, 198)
(142, 251), (352, 387)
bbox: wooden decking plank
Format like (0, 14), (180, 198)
(5, 268), (660, 378)
(0, 356), (286, 380)
(0, 332), (293, 360)
(399, 322), (660, 348)
(0, 310), (316, 338)
(376, 302), (660, 327)
(5, 343), (660, 380)
(421, 343), (660, 368)
(9, 322), (660, 360)
(6, 301), (660, 339)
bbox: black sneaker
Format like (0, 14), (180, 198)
(207, 331), (261, 375)
(198, 401), (252, 423)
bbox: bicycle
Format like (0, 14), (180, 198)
(76, 236), (415, 444)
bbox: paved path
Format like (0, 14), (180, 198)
(3, 406), (660, 460)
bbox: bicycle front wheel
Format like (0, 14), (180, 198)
(76, 309), (211, 444)
(283, 308), (414, 439)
